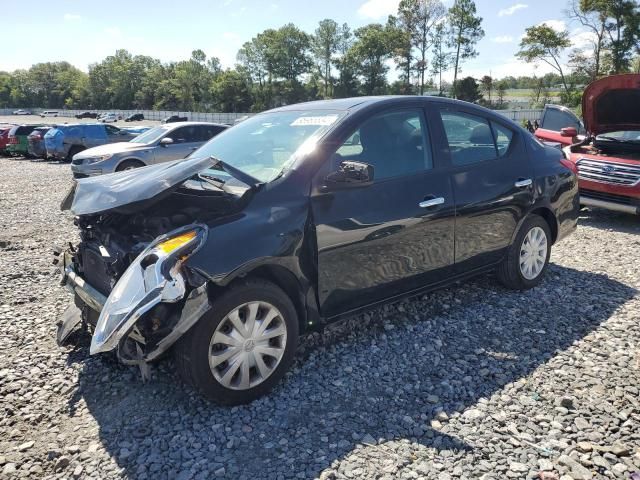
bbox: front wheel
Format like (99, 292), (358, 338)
(497, 214), (551, 290)
(174, 279), (299, 405)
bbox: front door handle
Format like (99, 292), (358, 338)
(515, 178), (532, 188)
(419, 197), (445, 208)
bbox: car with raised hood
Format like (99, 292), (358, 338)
(545, 74), (640, 215)
(71, 122), (228, 178)
(44, 123), (142, 162)
(6, 124), (42, 156)
(54, 96), (579, 405)
(27, 126), (52, 158)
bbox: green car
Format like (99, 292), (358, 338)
(6, 125), (42, 156)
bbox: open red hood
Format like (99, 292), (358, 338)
(582, 74), (640, 135)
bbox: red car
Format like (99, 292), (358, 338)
(541, 74), (640, 215)
(0, 125), (15, 155)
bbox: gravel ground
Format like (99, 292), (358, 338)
(1, 157), (639, 480)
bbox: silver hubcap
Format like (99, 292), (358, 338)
(519, 226), (548, 280)
(209, 302), (287, 390)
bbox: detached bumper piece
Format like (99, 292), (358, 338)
(53, 225), (209, 369)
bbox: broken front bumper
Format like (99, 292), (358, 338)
(54, 225), (210, 362)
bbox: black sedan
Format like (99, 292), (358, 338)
(75, 111), (98, 119)
(55, 96), (579, 405)
(162, 115), (188, 124)
(125, 113), (144, 122)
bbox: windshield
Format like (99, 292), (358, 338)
(598, 131), (640, 142)
(194, 109), (343, 183)
(130, 125), (172, 144)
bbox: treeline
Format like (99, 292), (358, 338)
(1, 0), (638, 112)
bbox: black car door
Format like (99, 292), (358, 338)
(311, 108), (455, 318)
(436, 107), (534, 272)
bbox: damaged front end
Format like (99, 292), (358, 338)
(56, 224), (211, 368)
(54, 156), (250, 368)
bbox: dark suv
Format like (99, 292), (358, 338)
(56, 96), (579, 405)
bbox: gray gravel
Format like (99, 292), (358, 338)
(1, 157), (639, 480)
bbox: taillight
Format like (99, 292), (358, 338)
(560, 158), (578, 175)
(8, 136), (17, 144)
(31, 134), (42, 140)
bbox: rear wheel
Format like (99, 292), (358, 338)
(65, 146), (85, 163)
(497, 214), (551, 290)
(116, 159), (145, 171)
(174, 279), (299, 405)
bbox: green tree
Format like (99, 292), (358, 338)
(452, 76), (482, 102)
(495, 81), (507, 108)
(312, 19), (343, 98)
(334, 24), (358, 98)
(517, 24), (572, 92)
(211, 70), (253, 112)
(349, 22), (404, 95)
(479, 75), (493, 104)
(431, 21), (452, 95)
(397, 0), (446, 94)
(447, 0), (484, 96)
(567, 0), (608, 80)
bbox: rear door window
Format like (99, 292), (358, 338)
(491, 121), (514, 156)
(440, 111), (497, 165)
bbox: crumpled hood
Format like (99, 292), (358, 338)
(583, 74), (640, 135)
(75, 142), (149, 158)
(68, 156), (216, 216)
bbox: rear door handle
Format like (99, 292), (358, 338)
(515, 178), (532, 188)
(419, 197), (445, 208)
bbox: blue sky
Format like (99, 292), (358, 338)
(4, 0), (591, 80)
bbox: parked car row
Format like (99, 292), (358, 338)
(0, 123), (153, 161)
(535, 74), (640, 215)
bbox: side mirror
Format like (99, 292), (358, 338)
(325, 161), (374, 189)
(560, 127), (578, 137)
(160, 137), (174, 147)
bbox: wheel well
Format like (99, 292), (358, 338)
(531, 207), (558, 244)
(116, 158), (145, 170)
(209, 265), (309, 333)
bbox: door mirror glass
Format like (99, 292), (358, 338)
(325, 161), (374, 188)
(560, 127), (578, 137)
(160, 137), (174, 146)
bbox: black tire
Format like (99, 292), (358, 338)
(497, 214), (552, 290)
(174, 279), (299, 405)
(116, 159), (145, 171)
(66, 146), (85, 163)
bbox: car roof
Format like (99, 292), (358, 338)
(163, 121), (228, 127)
(266, 95), (497, 114)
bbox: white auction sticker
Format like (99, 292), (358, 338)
(291, 115), (339, 127)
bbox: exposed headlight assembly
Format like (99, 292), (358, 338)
(90, 226), (207, 355)
(84, 154), (113, 164)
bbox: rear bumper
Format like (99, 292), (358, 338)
(580, 195), (639, 215)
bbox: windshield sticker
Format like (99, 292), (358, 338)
(291, 115), (339, 127)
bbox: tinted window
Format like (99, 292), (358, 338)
(491, 121), (514, 156)
(170, 126), (199, 143)
(440, 111), (497, 165)
(197, 125), (226, 142)
(335, 110), (432, 180)
(541, 108), (581, 132)
(14, 126), (36, 136)
(104, 125), (119, 135)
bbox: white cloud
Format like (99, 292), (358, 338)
(571, 29), (597, 49)
(493, 35), (514, 43)
(358, 0), (399, 19)
(104, 27), (122, 37)
(63, 13), (81, 21)
(498, 3), (528, 17)
(538, 19), (567, 32)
